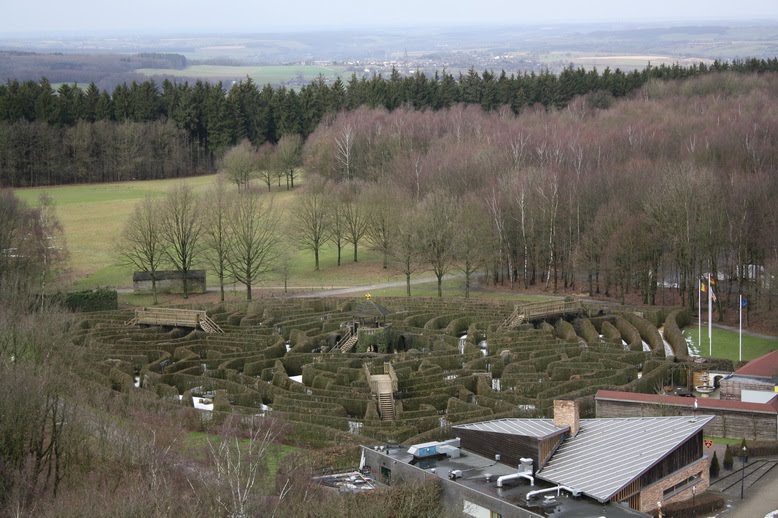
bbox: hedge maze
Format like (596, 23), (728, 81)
(67, 298), (714, 446)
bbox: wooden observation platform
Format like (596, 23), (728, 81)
(126, 307), (224, 334)
(500, 300), (593, 329)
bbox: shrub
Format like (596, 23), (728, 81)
(723, 445), (734, 470)
(660, 493), (725, 518)
(60, 288), (118, 312)
(710, 450), (720, 478)
(600, 321), (622, 345)
(573, 318), (600, 346)
(554, 319), (577, 340)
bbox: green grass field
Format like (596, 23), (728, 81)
(184, 431), (298, 483)
(13, 175), (425, 292)
(134, 65), (349, 85)
(15, 176), (216, 286)
(683, 326), (778, 362)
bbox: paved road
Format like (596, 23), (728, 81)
(709, 457), (778, 518)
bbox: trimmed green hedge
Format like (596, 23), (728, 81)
(554, 319), (577, 340)
(663, 309), (691, 359)
(61, 288), (118, 312)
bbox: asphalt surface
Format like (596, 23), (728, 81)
(708, 456), (778, 518)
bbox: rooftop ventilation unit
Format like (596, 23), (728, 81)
(407, 438), (461, 459)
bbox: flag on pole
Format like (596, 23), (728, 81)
(710, 276), (717, 286)
(710, 287), (717, 303)
(700, 281), (707, 293)
(741, 296), (748, 308)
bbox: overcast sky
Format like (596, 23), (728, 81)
(2, 0), (777, 34)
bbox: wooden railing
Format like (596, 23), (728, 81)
(130, 307), (223, 334)
(501, 300), (586, 328)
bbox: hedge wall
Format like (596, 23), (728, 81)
(61, 288), (118, 312)
(663, 309), (691, 359)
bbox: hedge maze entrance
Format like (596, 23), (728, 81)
(73, 298), (716, 445)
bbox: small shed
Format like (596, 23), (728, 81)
(133, 270), (206, 294)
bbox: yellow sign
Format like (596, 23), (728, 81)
(365, 293), (372, 300)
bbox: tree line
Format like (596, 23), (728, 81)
(3, 58), (778, 186)
(118, 71), (778, 309)
(293, 72), (778, 312)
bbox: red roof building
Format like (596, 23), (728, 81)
(734, 349), (778, 378)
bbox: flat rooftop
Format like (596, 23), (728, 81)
(370, 445), (648, 517)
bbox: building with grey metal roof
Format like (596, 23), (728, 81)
(536, 415), (714, 503)
(371, 400), (714, 516)
(454, 418), (564, 438)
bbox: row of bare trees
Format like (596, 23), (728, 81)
(221, 134), (303, 192)
(299, 72), (778, 310)
(119, 181), (279, 302)
(294, 177), (491, 297)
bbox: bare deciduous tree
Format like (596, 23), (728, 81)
(335, 124), (354, 181)
(227, 191), (279, 300)
(118, 194), (165, 304)
(455, 195), (490, 298)
(341, 183), (368, 262)
(160, 184), (202, 299)
(295, 178), (331, 271)
(276, 133), (303, 189)
(202, 177), (233, 302)
(206, 416), (282, 518)
(417, 191), (456, 298)
(364, 182), (398, 269)
(223, 140), (258, 191)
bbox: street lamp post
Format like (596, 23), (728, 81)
(740, 445), (748, 500)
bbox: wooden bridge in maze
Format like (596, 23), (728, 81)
(126, 307), (224, 334)
(500, 299), (607, 329)
(365, 363), (399, 420)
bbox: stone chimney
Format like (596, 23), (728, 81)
(553, 399), (580, 437)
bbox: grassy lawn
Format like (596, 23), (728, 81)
(134, 65), (348, 85)
(683, 326), (778, 362)
(15, 176), (216, 286)
(184, 431), (298, 483)
(13, 174), (428, 291)
(704, 436), (746, 446)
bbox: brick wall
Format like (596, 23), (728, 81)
(640, 457), (709, 513)
(596, 399), (778, 441)
(553, 399), (580, 436)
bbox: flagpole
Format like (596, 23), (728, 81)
(698, 277), (702, 355)
(708, 273), (712, 357)
(739, 293), (743, 362)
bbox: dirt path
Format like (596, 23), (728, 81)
(288, 274), (462, 298)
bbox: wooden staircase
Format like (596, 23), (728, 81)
(365, 363), (398, 421)
(338, 330), (358, 352)
(198, 314), (224, 334)
(378, 392), (395, 420)
(500, 304), (526, 329)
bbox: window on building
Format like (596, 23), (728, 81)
(662, 472), (701, 498)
